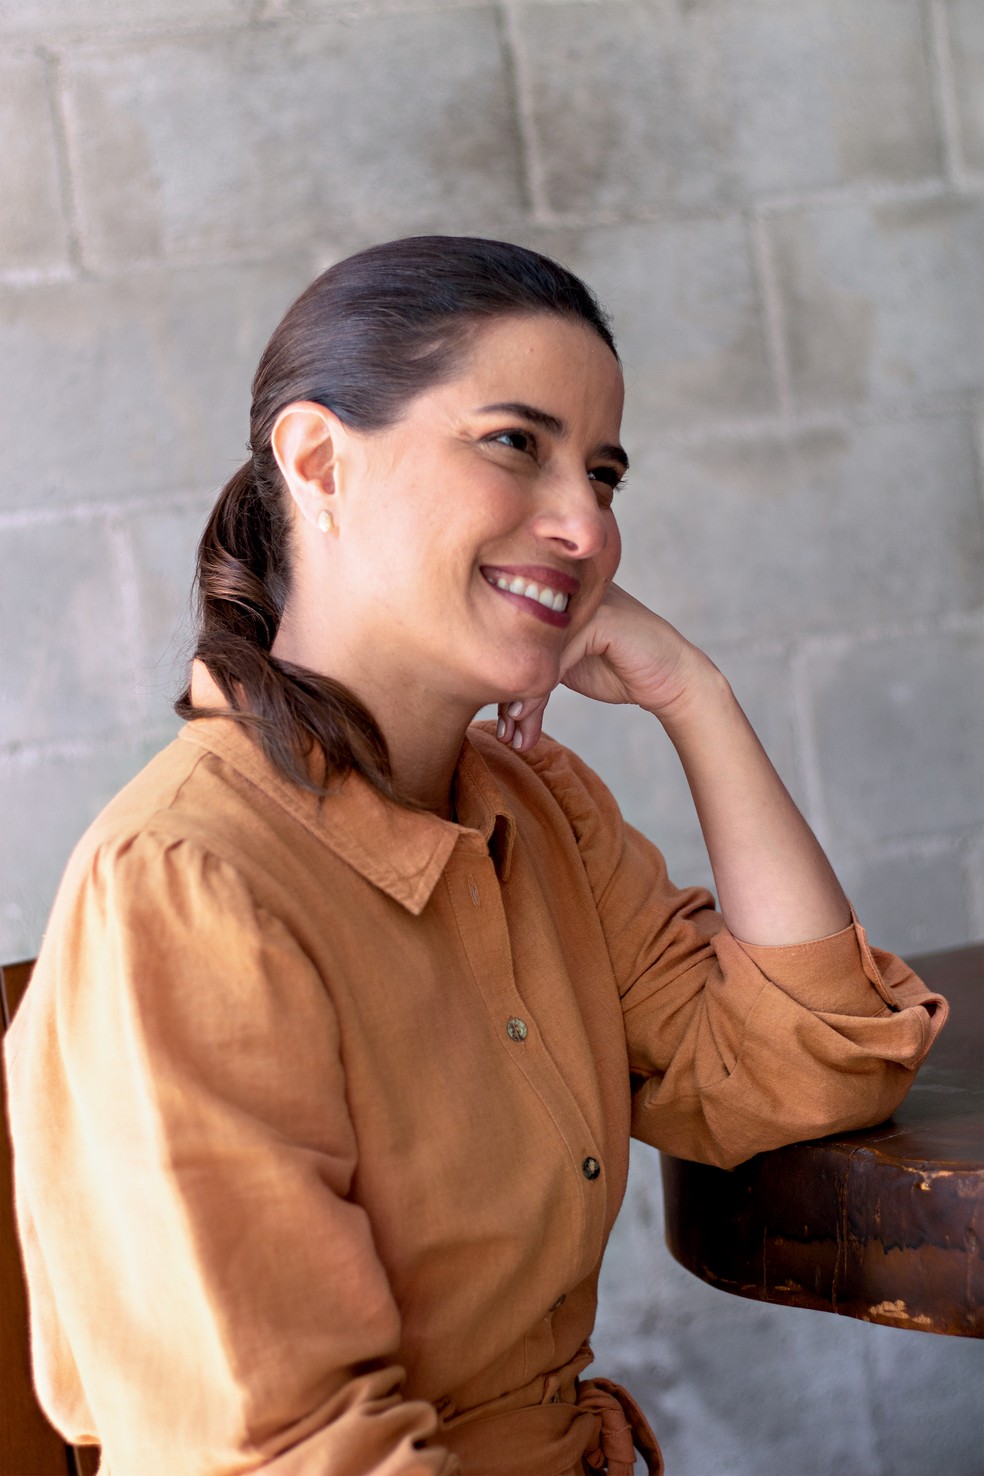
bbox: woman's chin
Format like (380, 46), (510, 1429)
(478, 656), (563, 706)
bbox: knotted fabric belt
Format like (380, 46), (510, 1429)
(576, 1376), (664, 1476)
(437, 1345), (663, 1475)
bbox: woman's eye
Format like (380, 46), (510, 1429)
(490, 429), (537, 457)
(588, 466), (625, 502)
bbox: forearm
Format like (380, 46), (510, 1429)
(654, 662), (850, 947)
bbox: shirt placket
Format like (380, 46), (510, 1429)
(444, 832), (610, 1285)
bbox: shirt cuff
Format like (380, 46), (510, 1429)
(734, 907), (948, 1023)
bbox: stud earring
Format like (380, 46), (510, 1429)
(317, 509), (334, 535)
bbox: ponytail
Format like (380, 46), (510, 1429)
(175, 458), (395, 800)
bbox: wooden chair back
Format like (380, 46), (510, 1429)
(1, 960), (100, 1476)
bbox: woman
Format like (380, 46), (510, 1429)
(6, 237), (945, 1476)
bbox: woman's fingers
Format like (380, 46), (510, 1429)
(494, 705), (517, 746)
(495, 695), (550, 752)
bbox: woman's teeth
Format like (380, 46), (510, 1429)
(491, 574), (569, 612)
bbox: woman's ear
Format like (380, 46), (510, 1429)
(270, 401), (339, 528)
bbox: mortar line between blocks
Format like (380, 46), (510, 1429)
(782, 609), (984, 651)
(498, 1), (551, 222)
(0, 728), (177, 771)
(926, 0), (968, 188)
(0, 489), (210, 531)
(40, 46), (85, 278)
(747, 212), (794, 422)
(4, 0), (496, 48)
(650, 392), (982, 450)
(6, 14), (299, 49)
(0, 265), (77, 288)
(6, 179), (973, 287)
(520, 175), (960, 230)
(0, 244), (321, 287)
(972, 407), (984, 518)
(842, 830), (980, 867)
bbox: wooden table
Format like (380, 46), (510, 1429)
(660, 944), (983, 1337)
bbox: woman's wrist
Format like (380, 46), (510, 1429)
(638, 647), (734, 741)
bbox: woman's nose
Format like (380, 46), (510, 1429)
(530, 472), (611, 561)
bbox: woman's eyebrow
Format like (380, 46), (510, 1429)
(476, 400), (564, 435)
(598, 441), (630, 473)
(476, 401), (629, 472)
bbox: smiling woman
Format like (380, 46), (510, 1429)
(4, 237), (947, 1476)
(264, 311), (625, 809)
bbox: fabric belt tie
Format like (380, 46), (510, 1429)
(436, 1345), (663, 1476)
(577, 1376), (664, 1476)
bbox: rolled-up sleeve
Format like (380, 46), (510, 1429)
(627, 903), (946, 1169)
(5, 832), (456, 1476)
(528, 739), (948, 1172)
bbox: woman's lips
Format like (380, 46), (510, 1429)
(480, 565), (578, 627)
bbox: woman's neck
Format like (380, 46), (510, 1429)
(271, 596), (483, 816)
(363, 685), (473, 819)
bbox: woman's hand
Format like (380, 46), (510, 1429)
(496, 582), (715, 752)
(495, 582), (850, 948)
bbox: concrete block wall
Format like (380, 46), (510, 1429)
(0, 2), (981, 1472)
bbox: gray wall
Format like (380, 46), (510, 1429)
(1, 2), (981, 1472)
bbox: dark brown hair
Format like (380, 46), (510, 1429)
(176, 235), (618, 798)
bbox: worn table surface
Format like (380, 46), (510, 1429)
(660, 944), (984, 1337)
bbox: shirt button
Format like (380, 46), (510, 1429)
(582, 1156), (601, 1181)
(467, 875), (480, 907)
(506, 1017), (528, 1042)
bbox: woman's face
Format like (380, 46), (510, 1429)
(320, 312), (626, 714)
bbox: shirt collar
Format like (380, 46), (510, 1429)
(179, 669), (515, 915)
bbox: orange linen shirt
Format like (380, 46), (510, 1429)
(5, 716), (946, 1476)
